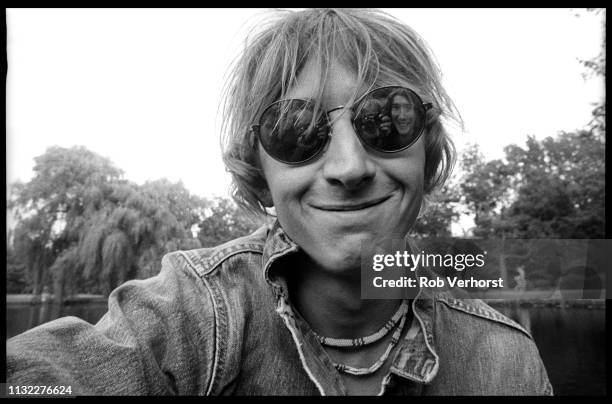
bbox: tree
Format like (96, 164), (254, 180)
(575, 9), (605, 146)
(460, 8), (606, 239)
(458, 144), (517, 238)
(411, 183), (460, 237)
(76, 179), (210, 295)
(197, 197), (270, 247)
(8, 146), (211, 298)
(8, 146), (123, 296)
(460, 131), (604, 238)
(503, 132), (604, 238)
(576, 9), (605, 79)
(6, 239), (31, 294)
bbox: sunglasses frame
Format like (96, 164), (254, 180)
(251, 86), (433, 165)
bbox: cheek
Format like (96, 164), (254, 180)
(390, 140), (426, 188)
(258, 147), (308, 208)
(393, 144), (426, 230)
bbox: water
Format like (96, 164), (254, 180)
(6, 302), (108, 341)
(6, 302), (606, 395)
(494, 304), (606, 396)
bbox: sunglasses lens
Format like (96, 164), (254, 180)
(354, 87), (427, 152)
(258, 99), (329, 163)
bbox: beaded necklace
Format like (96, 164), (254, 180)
(314, 300), (409, 347)
(333, 309), (407, 376)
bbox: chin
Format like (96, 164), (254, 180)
(319, 251), (363, 273)
(311, 234), (374, 272)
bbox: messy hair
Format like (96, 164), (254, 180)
(221, 8), (461, 216)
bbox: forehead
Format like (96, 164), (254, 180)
(284, 58), (363, 106)
(392, 95), (412, 104)
(282, 58), (424, 107)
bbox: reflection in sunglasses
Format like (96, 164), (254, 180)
(254, 86), (430, 164)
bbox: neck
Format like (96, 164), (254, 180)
(286, 253), (401, 339)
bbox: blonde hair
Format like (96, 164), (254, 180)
(221, 8), (461, 216)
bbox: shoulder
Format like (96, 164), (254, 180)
(431, 292), (552, 395)
(436, 293), (541, 364)
(435, 292), (532, 340)
(432, 291), (544, 364)
(162, 225), (269, 280)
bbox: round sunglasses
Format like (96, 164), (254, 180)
(251, 86), (432, 165)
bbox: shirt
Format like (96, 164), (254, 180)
(7, 221), (553, 395)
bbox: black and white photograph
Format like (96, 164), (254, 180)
(5, 8), (606, 396)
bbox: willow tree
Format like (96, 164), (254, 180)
(9, 146), (210, 298)
(77, 179), (204, 295)
(10, 146), (272, 299)
(9, 146), (123, 297)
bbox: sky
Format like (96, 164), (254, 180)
(6, 8), (605, 203)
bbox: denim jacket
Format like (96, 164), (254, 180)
(7, 222), (553, 395)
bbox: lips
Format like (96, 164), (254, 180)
(312, 194), (393, 212)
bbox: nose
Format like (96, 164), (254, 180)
(322, 112), (376, 190)
(398, 106), (411, 120)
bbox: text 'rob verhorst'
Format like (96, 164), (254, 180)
(371, 250), (504, 289)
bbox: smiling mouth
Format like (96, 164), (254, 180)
(313, 194), (393, 212)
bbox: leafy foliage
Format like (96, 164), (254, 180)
(460, 130), (604, 238)
(411, 184), (460, 237)
(6, 240), (31, 294)
(7, 146), (266, 298)
(197, 197), (270, 247)
(8, 146), (122, 295)
(459, 10), (605, 239)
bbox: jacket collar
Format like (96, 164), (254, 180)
(261, 220), (300, 298)
(260, 220), (439, 385)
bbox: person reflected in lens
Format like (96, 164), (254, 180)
(357, 98), (383, 140)
(294, 108), (319, 148)
(288, 106), (328, 162)
(387, 88), (416, 137)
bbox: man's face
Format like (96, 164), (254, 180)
(391, 94), (416, 136)
(258, 59), (425, 273)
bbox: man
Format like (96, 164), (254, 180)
(8, 9), (552, 395)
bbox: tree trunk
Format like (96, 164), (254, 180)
(31, 262), (43, 296)
(498, 238), (508, 286)
(53, 266), (65, 304)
